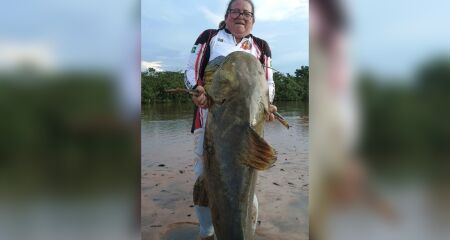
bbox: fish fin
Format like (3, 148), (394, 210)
(241, 127), (277, 170)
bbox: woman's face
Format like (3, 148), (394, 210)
(225, 0), (254, 40)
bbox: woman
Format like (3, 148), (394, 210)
(184, 0), (277, 239)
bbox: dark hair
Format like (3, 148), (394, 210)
(219, 0), (255, 28)
(311, 0), (347, 48)
(313, 0), (346, 30)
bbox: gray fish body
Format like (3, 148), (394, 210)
(204, 52), (275, 240)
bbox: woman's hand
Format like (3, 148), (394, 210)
(192, 86), (208, 108)
(265, 104), (278, 121)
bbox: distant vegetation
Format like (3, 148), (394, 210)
(141, 66), (309, 104)
(358, 56), (450, 181)
(0, 74), (138, 195)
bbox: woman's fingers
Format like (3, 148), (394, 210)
(269, 104), (278, 113)
(265, 104), (278, 121)
(192, 86), (208, 108)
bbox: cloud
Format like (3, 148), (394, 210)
(141, 61), (163, 72)
(199, 6), (223, 25)
(198, 1), (308, 24)
(255, 0), (308, 21)
(0, 41), (56, 71)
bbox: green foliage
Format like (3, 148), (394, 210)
(141, 69), (190, 103)
(358, 56), (450, 181)
(273, 66), (309, 102)
(0, 74), (138, 194)
(141, 66), (310, 103)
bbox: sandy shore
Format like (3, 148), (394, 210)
(142, 116), (309, 240)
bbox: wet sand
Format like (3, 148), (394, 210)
(142, 111), (308, 240)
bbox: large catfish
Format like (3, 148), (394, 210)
(203, 51), (277, 240)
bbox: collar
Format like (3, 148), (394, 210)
(223, 28), (252, 39)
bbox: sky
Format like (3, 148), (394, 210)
(141, 0), (309, 74)
(0, 0), (139, 72)
(2, 0), (449, 79)
(348, 0), (450, 79)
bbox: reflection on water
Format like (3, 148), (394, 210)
(141, 102), (194, 121)
(141, 101), (308, 155)
(141, 101), (309, 240)
(141, 101), (308, 168)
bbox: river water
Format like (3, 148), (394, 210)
(141, 101), (309, 240)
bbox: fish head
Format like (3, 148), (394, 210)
(209, 52), (269, 129)
(207, 56), (241, 105)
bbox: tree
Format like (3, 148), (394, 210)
(141, 66), (309, 103)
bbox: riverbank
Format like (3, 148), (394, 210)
(141, 102), (309, 240)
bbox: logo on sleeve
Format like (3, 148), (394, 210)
(218, 38), (224, 42)
(191, 46), (197, 53)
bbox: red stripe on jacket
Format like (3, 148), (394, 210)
(265, 56), (268, 80)
(194, 44), (205, 86)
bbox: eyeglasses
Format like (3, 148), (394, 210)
(228, 9), (254, 20)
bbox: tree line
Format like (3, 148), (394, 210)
(141, 66), (309, 104)
(358, 56), (450, 181)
